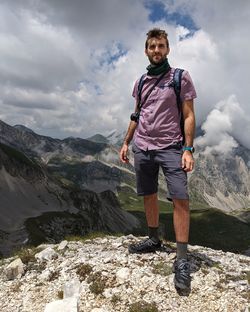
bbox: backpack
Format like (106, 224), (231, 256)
(137, 68), (185, 144)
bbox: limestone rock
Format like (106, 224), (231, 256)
(63, 278), (81, 298)
(116, 267), (130, 284)
(58, 240), (68, 251)
(35, 247), (58, 262)
(44, 298), (78, 312)
(4, 258), (24, 280)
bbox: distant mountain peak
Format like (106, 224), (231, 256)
(106, 129), (126, 146)
(14, 125), (34, 134)
(86, 134), (109, 144)
(106, 129), (117, 138)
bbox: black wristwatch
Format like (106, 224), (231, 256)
(183, 146), (195, 153)
(130, 112), (140, 122)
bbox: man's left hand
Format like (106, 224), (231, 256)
(182, 151), (194, 172)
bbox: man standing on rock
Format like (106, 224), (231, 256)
(119, 28), (196, 290)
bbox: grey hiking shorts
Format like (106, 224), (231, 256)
(132, 143), (188, 200)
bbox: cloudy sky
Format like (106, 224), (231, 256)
(1, 0), (250, 152)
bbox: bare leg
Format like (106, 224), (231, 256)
(144, 193), (159, 227)
(172, 199), (190, 243)
(128, 193), (161, 253)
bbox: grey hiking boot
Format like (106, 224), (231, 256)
(128, 237), (161, 254)
(173, 258), (191, 289)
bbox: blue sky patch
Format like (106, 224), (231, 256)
(107, 42), (127, 65)
(96, 42), (127, 68)
(144, 0), (199, 35)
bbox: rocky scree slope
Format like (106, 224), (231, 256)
(0, 235), (249, 312)
(189, 149), (250, 213)
(0, 142), (139, 256)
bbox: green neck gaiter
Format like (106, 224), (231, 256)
(146, 58), (171, 76)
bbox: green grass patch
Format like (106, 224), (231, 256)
(87, 271), (107, 295)
(189, 208), (250, 253)
(189, 201), (212, 211)
(118, 190), (250, 253)
(89, 280), (106, 295)
(117, 191), (173, 213)
(118, 189), (210, 213)
(12, 246), (43, 264)
(161, 208), (250, 253)
(76, 263), (93, 281)
(127, 208), (250, 254)
(66, 231), (110, 242)
(246, 271), (250, 284)
(24, 211), (92, 246)
(129, 301), (158, 312)
(152, 262), (172, 276)
(53, 174), (77, 189)
(57, 290), (64, 299)
(0, 142), (40, 170)
(111, 294), (121, 305)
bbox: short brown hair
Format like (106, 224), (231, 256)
(145, 28), (169, 49)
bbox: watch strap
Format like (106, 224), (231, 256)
(183, 146), (195, 153)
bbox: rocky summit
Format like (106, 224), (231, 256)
(0, 235), (249, 312)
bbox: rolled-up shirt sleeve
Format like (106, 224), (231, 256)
(132, 79), (139, 100)
(180, 71), (197, 102)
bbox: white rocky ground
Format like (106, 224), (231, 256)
(0, 235), (249, 312)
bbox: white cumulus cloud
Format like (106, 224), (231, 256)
(196, 95), (250, 154)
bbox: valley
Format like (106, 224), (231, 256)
(0, 119), (249, 256)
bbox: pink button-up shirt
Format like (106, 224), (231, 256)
(132, 68), (197, 151)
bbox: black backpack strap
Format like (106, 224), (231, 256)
(173, 68), (185, 145)
(137, 74), (147, 107)
(173, 68), (184, 114)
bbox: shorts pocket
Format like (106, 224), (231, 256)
(132, 143), (141, 154)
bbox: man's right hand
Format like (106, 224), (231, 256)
(119, 143), (129, 163)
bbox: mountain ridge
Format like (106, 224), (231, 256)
(0, 119), (249, 256)
(1, 118), (250, 213)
